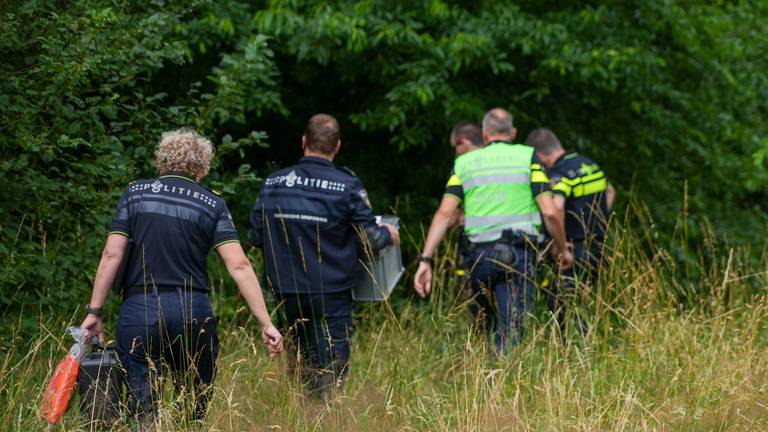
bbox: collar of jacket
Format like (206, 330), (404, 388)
(299, 156), (334, 167)
(487, 140), (511, 146)
(554, 150), (578, 165)
(159, 172), (197, 183)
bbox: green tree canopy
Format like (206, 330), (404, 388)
(2, 0), (766, 313)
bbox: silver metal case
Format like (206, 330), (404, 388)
(353, 215), (404, 301)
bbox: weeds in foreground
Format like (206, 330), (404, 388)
(2, 209), (768, 431)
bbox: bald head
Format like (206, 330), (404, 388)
(482, 108), (516, 144)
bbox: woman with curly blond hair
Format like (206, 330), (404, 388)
(80, 128), (282, 427)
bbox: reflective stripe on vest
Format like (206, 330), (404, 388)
(554, 170), (608, 197)
(464, 213), (542, 242)
(454, 143), (541, 242)
(468, 228), (532, 243)
(462, 165), (530, 176)
(462, 173), (530, 189)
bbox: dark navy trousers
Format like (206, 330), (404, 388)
(274, 290), (353, 398)
(115, 288), (218, 422)
(465, 244), (536, 352)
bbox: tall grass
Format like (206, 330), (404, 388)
(2, 206), (768, 431)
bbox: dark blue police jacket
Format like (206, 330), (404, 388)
(111, 173), (240, 292)
(250, 156), (392, 295)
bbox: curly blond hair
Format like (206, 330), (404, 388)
(154, 128), (214, 180)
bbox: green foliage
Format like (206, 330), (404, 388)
(249, 0), (768, 239)
(0, 0), (281, 315)
(1, 0), (767, 316)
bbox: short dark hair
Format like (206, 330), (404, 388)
(526, 128), (562, 155)
(304, 114), (340, 154)
(482, 108), (514, 136)
(450, 121), (483, 147)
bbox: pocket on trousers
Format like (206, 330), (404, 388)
(116, 312), (160, 362)
(118, 295), (159, 327)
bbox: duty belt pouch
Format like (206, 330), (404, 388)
(489, 229), (529, 266)
(501, 229), (529, 248)
(490, 242), (517, 266)
(78, 341), (124, 428)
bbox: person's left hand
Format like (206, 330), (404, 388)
(80, 314), (104, 343)
(261, 324), (284, 356)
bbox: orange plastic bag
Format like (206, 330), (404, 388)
(40, 326), (90, 424)
(40, 354), (80, 424)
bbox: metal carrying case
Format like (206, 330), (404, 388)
(353, 215), (404, 301)
(78, 342), (124, 427)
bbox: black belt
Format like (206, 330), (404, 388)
(124, 285), (208, 298)
(470, 240), (501, 249)
(470, 235), (532, 250)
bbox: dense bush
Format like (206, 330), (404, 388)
(1, 0), (767, 317)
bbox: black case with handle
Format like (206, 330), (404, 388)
(78, 341), (124, 427)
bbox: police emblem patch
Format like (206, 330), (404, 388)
(358, 189), (372, 208)
(227, 213), (236, 229)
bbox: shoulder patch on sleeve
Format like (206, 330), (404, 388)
(357, 189), (372, 208)
(338, 166), (357, 177)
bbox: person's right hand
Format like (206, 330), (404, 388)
(80, 314), (104, 344)
(382, 223), (400, 246)
(261, 324), (284, 356)
(413, 261), (432, 298)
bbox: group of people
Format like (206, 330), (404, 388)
(79, 108), (613, 427)
(414, 108), (615, 350)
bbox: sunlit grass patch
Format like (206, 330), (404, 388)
(3, 212), (768, 431)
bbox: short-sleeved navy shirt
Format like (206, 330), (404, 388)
(548, 151), (610, 241)
(110, 173), (240, 291)
(250, 156), (392, 295)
